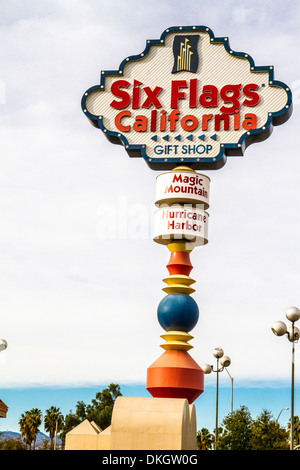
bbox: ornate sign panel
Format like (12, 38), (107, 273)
(82, 26), (292, 170)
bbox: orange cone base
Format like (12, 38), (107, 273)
(146, 350), (204, 404)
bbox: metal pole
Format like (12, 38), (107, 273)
(215, 358), (219, 450)
(230, 376), (233, 414)
(225, 367), (233, 413)
(276, 407), (288, 423)
(291, 324), (295, 450)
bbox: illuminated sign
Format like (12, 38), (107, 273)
(82, 26), (292, 170)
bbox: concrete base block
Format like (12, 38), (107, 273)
(65, 396), (197, 450)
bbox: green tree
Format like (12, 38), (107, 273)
(85, 383), (122, 430)
(218, 406), (253, 450)
(75, 400), (87, 420)
(294, 416), (300, 448)
(44, 406), (64, 450)
(29, 408), (42, 450)
(61, 383), (122, 446)
(60, 410), (82, 447)
(19, 412), (33, 449)
(41, 438), (49, 450)
(251, 409), (289, 450)
(287, 414), (300, 449)
(196, 427), (214, 450)
(0, 437), (26, 450)
(19, 408), (42, 450)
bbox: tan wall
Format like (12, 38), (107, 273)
(65, 396), (197, 451)
(97, 426), (111, 450)
(65, 433), (99, 450)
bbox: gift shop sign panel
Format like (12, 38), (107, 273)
(82, 26), (292, 170)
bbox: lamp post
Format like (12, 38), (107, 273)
(276, 407), (289, 423)
(0, 339), (7, 352)
(0, 339), (8, 419)
(202, 347), (231, 450)
(271, 306), (300, 450)
(225, 367), (234, 414)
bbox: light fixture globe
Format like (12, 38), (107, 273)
(220, 355), (231, 367)
(285, 306), (300, 323)
(271, 321), (287, 336)
(286, 325), (300, 342)
(202, 364), (212, 374)
(0, 339), (7, 351)
(213, 348), (224, 359)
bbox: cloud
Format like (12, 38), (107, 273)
(0, 0), (299, 389)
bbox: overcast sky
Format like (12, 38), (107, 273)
(0, 0), (299, 395)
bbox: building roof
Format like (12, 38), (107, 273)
(0, 399), (8, 418)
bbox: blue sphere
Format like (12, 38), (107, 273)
(157, 294), (199, 332)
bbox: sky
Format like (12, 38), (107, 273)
(0, 0), (300, 435)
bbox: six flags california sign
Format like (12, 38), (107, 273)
(82, 26), (292, 170)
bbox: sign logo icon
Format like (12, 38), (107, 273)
(172, 35), (200, 74)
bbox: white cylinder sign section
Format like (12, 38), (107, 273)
(153, 206), (209, 246)
(155, 171), (210, 209)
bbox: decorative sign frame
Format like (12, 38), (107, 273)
(82, 26), (292, 170)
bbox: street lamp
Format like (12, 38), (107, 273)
(202, 347), (231, 450)
(0, 340), (7, 352)
(276, 407), (289, 423)
(271, 306), (300, 450)
(225, 367), (234, 414)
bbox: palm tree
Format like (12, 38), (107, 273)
(293, 415), (300, 448)
(19, 408), (42, 450)
(44, 406), (64, 450)
(19, 412), (32, 449)
(196, 428), (214, 450)
(29, 408), (42, 450)
(19, 412), (33, 450)
(287, 415), (300, 448)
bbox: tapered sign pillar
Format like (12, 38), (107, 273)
(147, 166), (210, 403)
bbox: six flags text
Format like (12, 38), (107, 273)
(110, 79), (260, 133)
(110, 79), (260, 112)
